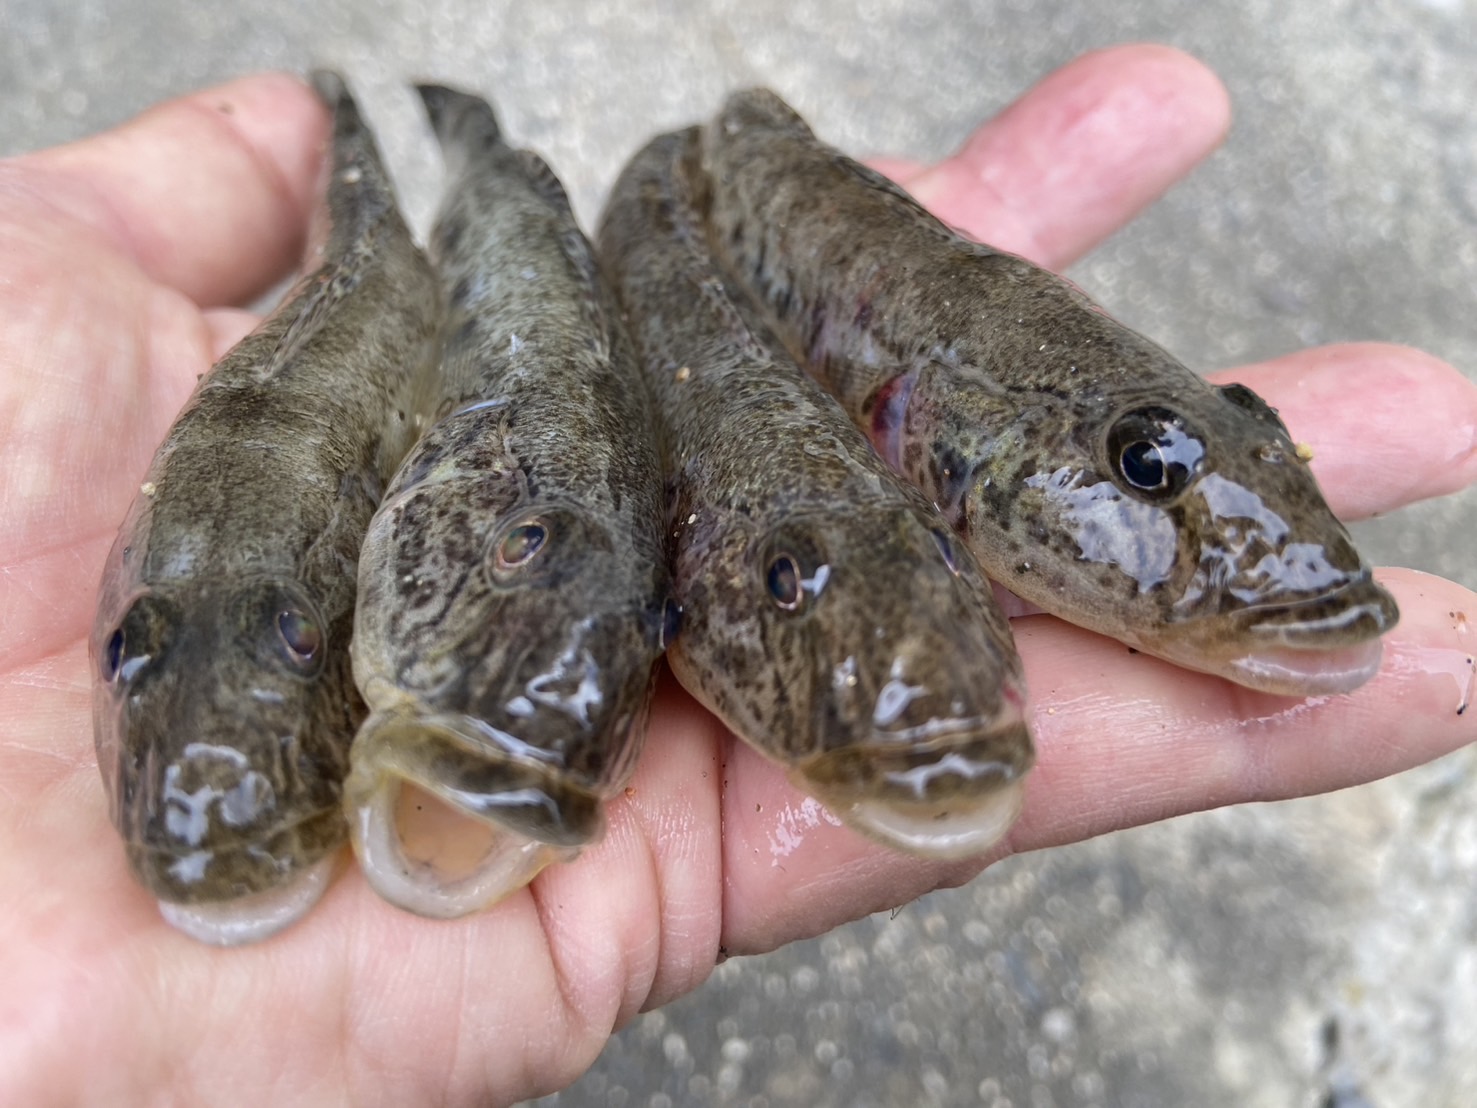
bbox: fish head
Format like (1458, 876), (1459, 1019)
(992, 374), (1397, 694)
(91, 574), (352, 941)
(346, 484), (667, 917)
(678, 499), (1033, 857)
(353, 485), (664, 798)
(351, 483), (665, 819)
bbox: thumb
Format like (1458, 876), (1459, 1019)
(17, 72), (329, 308)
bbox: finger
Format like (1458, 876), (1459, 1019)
(720, 569), (1475, 955)
(1004, 567), (1475, 851)
(203, 306), (264, 360)
(1209, 342), (1477, 520)
(901, 44), (1231, 270)
(17, 73), (328, 308)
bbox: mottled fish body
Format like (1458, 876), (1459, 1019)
(699, 89), (1397, 696)
(598, 130), (1032, 858)
(346, 85), (671, 918)
(90, 72), (441, 944)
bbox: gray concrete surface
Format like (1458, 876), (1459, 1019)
(5, 0), (1475, 1104)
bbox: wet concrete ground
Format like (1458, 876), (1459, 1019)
(6, 1), (1474, 1103)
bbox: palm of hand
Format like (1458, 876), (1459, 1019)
(3, 50), (1475, 1105)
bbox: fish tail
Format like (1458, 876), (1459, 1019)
(717, 88), (814, 137)
(308, 69), (347, 112)
(308, 70), (375, 153)
(414, 82), (505, 156)
(299, 70), (400, 280)
(309, 70), (375, 167)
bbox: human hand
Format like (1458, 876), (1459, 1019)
(3, 45), (1473, 1105)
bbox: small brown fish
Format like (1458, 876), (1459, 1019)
(345, 86), (672, 918)
(599, 129), (1032, 858)
(699, 89), (1398, 696)
(89, 72), (442, 944)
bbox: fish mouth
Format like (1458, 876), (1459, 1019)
(1238, 578), (1399, 646)
(1228, 576), (1399, 695)
(792, 708), (1035, 859)
(1164, 577), (1399, 696)
(341, 708), (604, 919)
(155, 852), (342, 946)
(126, 800), (347, 935)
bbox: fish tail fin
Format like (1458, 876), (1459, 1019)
(308, 69), (377, 169)
(308, 69), (349, 112)
(298, 69), (402, 284)
(415, 82), (505, 156)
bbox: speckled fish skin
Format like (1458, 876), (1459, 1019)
(89, 72), (441, 937)
(598, 129), (1032, 858)
(345, 85), (670, 909)
(699, 89), (1399, 696)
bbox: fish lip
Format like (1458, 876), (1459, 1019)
(361, 706), (574, 771)
(802, 708), (1037, 805)
(344, 706), (596, 919)
(125, 803), (346, 903)
(794, 712), (1035, 859)
(1223, 637), (1386, 697)
(1235, 577), (1399, 649)
(155, 852), (342, 946)
(866, 714), (1024, 750)
(1143, 577), (1398, 695)
(348, 706), (605, 848)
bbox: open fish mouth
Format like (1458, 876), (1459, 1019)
(792, 707), (1035, 860)
(342, 708), (601, 919)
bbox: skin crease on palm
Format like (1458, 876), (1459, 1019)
(1, 43), (1474, 1105)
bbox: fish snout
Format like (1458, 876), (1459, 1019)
(342, 708), (604, 919)
(798, 643), (1034, 859)
(120, 739), (346, 943)
(1221, 575), (1400, 694)
(1242, 575), (1399, 645)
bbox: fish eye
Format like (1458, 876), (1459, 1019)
(276, 609), (322, 666)
(931, 528), (960, 575)
(235, 581), (326, 677)
(496, 522), (548, 571)
(485, 507), (609, 591)
(1106, 406), (1204, 504)
(1119, 440), (1168, 492)
(101, 594), (174, 685)
(766, 554), (803, 611)
(102, 628), (126, 682)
